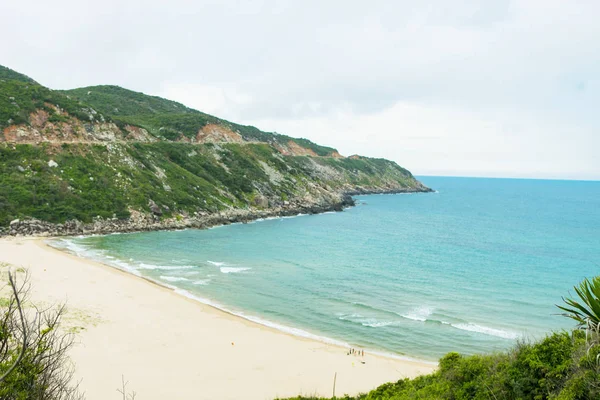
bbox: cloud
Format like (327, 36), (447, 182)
(1, 0), (598, 178)
(246, 101), (599, 179)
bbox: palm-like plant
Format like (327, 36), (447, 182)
(557, 276), (600, 331)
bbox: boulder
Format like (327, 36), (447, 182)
(252, 195), (269, 208)
(148, 199), (162, 216)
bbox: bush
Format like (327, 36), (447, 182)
(0, 268), (83, 399)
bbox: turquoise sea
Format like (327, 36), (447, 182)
(52, 177), (600, 361)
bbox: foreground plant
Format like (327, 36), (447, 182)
(0, 268), (83, 399)
(557, 276), (600, 332)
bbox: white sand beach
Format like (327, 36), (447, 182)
(0, 237), (435, 400)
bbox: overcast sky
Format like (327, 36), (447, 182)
(2, 0), (598, 179)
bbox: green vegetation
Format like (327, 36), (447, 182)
(0, 78), (99, 130)
(61, 85), (339, 155)
(0, 65), (37, 84)
(0, 141), (423, 226)
(0, 270), (83, 399)
(558, 276), (600, 329)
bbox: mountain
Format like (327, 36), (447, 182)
(0, 65), (431, 235)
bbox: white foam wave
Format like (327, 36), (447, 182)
(220, 267), (251, 274)
(49, 239), (144, 276)
(110, 259), (142, 276)
(362, 320), (394, 328)
(401, 306), (434, 322)
(451, 323), (519, 339)
(192, 279), (211, 285)
(337, 313), (363, 320)
(280, 213), (309, 219)
(52, 239), (89, 257)
(137, 263), (195, 270)
(159, 276), (190, 282)
(207, 260), (226, 266)
(338, 314), (395, 328)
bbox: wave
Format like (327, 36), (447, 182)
(137, 263), (196, 270)
(451, 323), (519, 340)
(280, 213), (309, 219)
(50, 239), (143, 276)
(193, 279), (211, 285)
(250, 216), (281, 224)
(159, 276), (190, 282)
(51, 239), (89, 257)
(399, 306), (519, 339)
(220, 267), (251, 274)
(207, 260), (226, 266)
(362, 320), (395, 328)
(401, 306), (434, 322)
(338, 313), (396, 328)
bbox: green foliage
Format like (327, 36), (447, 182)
(558, 276), (600, 329)
(0, 65), (37, 84)
(0, 79), (99, 130)
(60, 85), (339, 155)
(0, 273), (82, 399)
(62, 85), (226, 140)
(0, 140), (424, 226)
(0, 144), (131, 225)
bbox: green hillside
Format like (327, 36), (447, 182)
(0, 65), (37, 84)
(62, 85), (338, 155)
(0, 65), (430, 231)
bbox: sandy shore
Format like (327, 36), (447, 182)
(0, 237), (435, 400)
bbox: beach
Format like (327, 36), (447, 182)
(0, 237), (435, 400)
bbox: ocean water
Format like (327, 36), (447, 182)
(51, 177), (600, 361)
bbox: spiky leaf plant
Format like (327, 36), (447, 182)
(557, 276), (600, 330)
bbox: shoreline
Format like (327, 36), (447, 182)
(0, 236), (436, 399)
(0, 188), (433, 238)
(48, 234), (438, 366)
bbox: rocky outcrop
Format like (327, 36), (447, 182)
(195, 124), (245, 144)
(3, 114), (121, 143)
(273, 140), (319, 157)
(0, 194), (357, 237)
(1, 109), (155, 144)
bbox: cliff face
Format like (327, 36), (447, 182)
(0, 65), (431, 235)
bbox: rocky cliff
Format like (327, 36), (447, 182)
(0, 65), (431, 236)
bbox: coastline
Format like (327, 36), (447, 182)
(0, 187), (432, 238)
(0, 237), (436, 399)
(49, 232), (438, 365)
